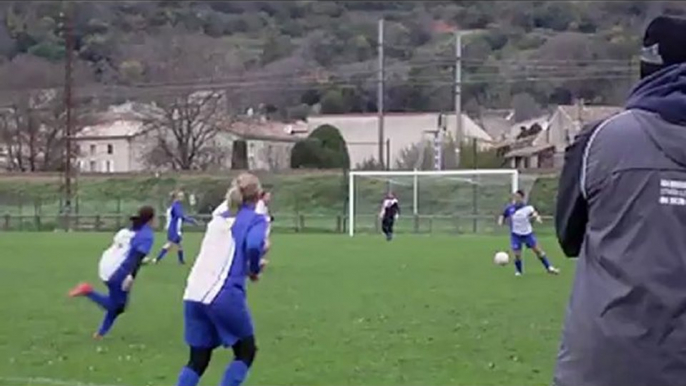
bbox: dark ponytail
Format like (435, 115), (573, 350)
(130, 206), (155, 230)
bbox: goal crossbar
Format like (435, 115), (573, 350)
(347, 169), (519, 237)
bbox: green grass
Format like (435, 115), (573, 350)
(0, 232), (574, 386)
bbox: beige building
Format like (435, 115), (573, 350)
(73, 103), (309, 173)
(307, 112), (493, 168)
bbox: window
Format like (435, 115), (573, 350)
(107, 144), (113, 155)
(90, 144), (96, 155)
(89, 160), (97, 172)
(104, 160), (114, 173)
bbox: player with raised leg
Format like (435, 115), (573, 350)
(498, 190), (559, 276)
(379, 192), (400, 241)
(68, 206), (156, 339)
(176, 173), (269, 386)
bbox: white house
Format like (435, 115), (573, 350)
(307, 112), (494, 168)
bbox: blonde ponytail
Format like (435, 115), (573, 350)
(226, 185), (243, 213)
(223, 173), (262, 213)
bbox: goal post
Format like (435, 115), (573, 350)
(348, 169), (520, 237)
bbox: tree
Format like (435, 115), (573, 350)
(120, 30), (243, 170)
(0, 55), (94, 172)
(290, 124), (350, 169)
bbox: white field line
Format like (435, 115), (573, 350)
(0, 376), (129, 386)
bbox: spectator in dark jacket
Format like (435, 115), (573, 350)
(554, 16), (686, 386)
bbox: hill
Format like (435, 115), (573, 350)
(1, 1), (684, 116)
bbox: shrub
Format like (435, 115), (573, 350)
(290, 124), (350, 169)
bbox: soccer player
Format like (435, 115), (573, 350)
(256, 191), (273, 234)
(68, 206), (155, 339)
(498, 190), (559, 276)
(155, 191), (197, 265)
(379, 192), (400, 241)
(176, 173), (269, 386)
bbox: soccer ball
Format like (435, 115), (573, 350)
(494, 251), (510, 266)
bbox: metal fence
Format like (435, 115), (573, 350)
(0, 212), (557, 236)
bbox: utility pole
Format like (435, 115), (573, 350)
(63, 1), (74, 223)
(454, 31), (462, 167)
(377, 18), (385, 170)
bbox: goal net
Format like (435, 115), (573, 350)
(348, 169), (522, 236)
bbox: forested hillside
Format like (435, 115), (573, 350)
(0, 1), (684, 115)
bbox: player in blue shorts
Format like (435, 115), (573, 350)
(155, 191), (197, 265)
(68, 206), (155, 339)
(176, 173), (269, 386)
(498, 190), (559, 276)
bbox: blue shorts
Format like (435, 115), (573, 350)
(184, 288), (254, 349)
(510, 233), (537, 251)
(167, 232), (182, 244)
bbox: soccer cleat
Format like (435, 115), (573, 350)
(92, 332), (104, 341)
(548, 267), (561, 275)
(68, 282), (93, 297)
(515, 272), (522, 277)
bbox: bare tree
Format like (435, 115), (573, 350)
(118, 29), (243, 170)
(0, 55), (93, 171)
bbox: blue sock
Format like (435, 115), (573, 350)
(514, 259), (523, 274)
(86, 291), (112, 310)
(178, 250), (185, 264)
(97, 310), (119, 336)
(220, 360), (249, 386)
(539, 255), (551, 270)
(177, 366), (200, 386)
(157, 248), (169, 261)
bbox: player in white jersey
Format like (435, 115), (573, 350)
(498, 190), (559, 276)
(176, 173), (269, 386)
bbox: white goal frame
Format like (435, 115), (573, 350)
(348, 169), (519, 237)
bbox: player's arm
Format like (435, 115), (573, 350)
(246, 216), (269, 281)
(531, 208), (543, 223)
(177, 204), (197, 225)
(556, 122), (600, 258)
(124, 234), (154, 290)
(378, 201), (386, 218)
(497, 207), (508, 226)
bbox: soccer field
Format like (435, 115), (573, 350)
(0, 232), (574, 386)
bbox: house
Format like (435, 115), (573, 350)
(307, 112), (494, 168)
(73, 102), (309, 173)
(224, 118), (309, 170)
(74, 102), (154, 173)
(501, 103), (623, 170)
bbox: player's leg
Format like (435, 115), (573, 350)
(528, 235), (559, 274)
(94, 281), (128, 338)
(156, 239), (175, 263)
(510, 235), (524, 276)
(210, 293), (256, 386)
(177, 301), (220, 386)
(221, 336), (257, 386)
(387, 218), (395, 241)
(176, 237), (186, 265)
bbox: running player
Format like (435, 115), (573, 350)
(379, 192), (400, 241)
(155, 191), (197, 265)
(68, 206), (156, 339)
(498, 190), (559, 276)
(176, 173), (269, 386)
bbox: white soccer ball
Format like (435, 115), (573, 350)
(494, 251), (510, 266)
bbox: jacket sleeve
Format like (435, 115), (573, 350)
(555, 121), (602, 258)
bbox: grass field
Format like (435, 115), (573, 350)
(0, 232), (574, 386)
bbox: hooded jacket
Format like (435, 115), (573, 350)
(554, 64), (686, 386)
